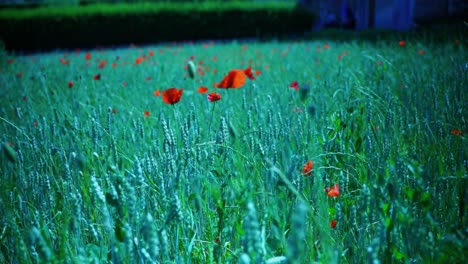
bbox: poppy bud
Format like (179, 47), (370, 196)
(187, 60), (196, 79)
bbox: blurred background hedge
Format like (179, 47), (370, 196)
(0, 0), (316, 52)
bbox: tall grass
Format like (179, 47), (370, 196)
(0, 33), (466, 263)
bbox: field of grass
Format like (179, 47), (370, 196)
(0, 33), (466, 263)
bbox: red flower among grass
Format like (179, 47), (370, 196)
(451, 128), (464, 136)
(135, 56), (145, 65)
(302, 160), (313, 176)
(162, 88), (183, 105)
(85, 52), (91, 60)
(98, 60), (107, 69)
(214, 66), (255, 89)
(330, 219), (337, 229)
(207, 92), (221, 102)
(197, 86), (208, 94)
(153, 90), (161, 96)
(289, 81), (299, 91)
(68, 80), (74, 88)
(93, 74), (101, 80)
(398, 40), (406, 47)
(144, 111), (150, 117)
(327, 184), (340, 197)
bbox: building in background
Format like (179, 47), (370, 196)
(300, 0), (467, 31)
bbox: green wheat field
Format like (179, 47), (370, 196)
(0, 34), (466, 263)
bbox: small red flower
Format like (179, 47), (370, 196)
(302, 160), (313, 176)
(327, 184), (340, 197)
(214, 66), (253, 89)
(68, 80), (74, 88)
(135, 56), (145, 65)
(418, 49), (425, 55)
(153, 90), (161, 96)
(323, 43), (330, 49)
(289, 81), (299, 91)
(398, 40), (406, 47)
(85, 52), (91, 60)
(162, 88), (184, 105)
(98, 60), (107, 69)
(330, 219), (337, 229)
(59, 58), (70, 65)
(451, 128), (464, 136)
(207, 92), (221, 102)
(144, 111), (150, 117)
(197, 86), (208, 94)
(93, 74), (101, 80)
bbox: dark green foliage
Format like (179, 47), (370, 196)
(0, 1), (316, 52)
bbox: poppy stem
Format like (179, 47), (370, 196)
(208, 102), (216, 132)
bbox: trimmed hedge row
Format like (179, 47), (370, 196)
(0, 2), (316, 52)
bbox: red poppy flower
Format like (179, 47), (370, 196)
(148, 50), (154, 57)
(398, 40), (406, 47)
(197, 86), (208, 94)
(144, 111), (150, 117)
(327, 184), (340, 197)
(85, 52), (91, 60)
(93, 74), (101, 80)
(162, 88), (183, 105)
(214, 66), (255, 89)
(98, 60), (107, 69)
(302, 160), (313, 176)
(154, 90), (161, 96)
(207, 92), (221, 102)
(451, 128), (464, 136)
(135, 56), (145, 65)
(418, 50), (425, 55)
(289, 81), (299, 91)
(255, 69), (261, 76)
(68, 80), (74, 88)
(59, 58), (70, 65)
(323, 43), (330, 49)
(330, 219), (337, 229)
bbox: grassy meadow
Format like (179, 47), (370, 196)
(0, 33), (466, 263)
